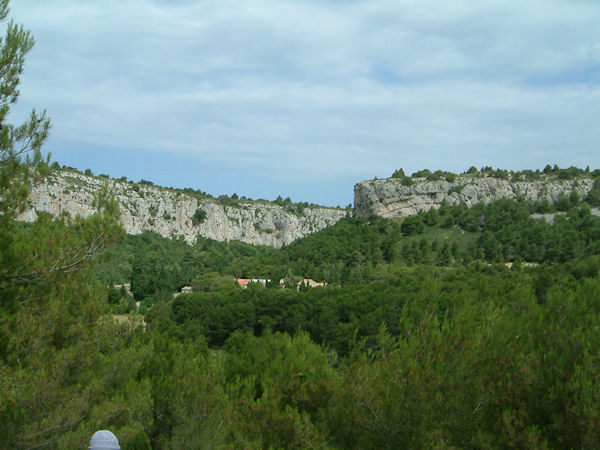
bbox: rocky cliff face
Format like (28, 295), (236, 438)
(17, 170), (347, 248)
(354, 176), (595, 219)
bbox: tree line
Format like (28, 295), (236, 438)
(93, 193), (600, 307)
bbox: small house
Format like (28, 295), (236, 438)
(236, 279), (251, 289)
(297, 279), (326, 290)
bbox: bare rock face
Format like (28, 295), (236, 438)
(354, 177), (595, 219)
(16, 170), (346, 248)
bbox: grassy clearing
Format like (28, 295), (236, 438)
(401, 225), (480, 251)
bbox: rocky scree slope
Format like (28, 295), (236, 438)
(17, 170), (346, 248)
(354, 176), (595, 218)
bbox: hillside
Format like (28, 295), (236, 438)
(355, 167), (599, 218)
(16, 167), (347, 248)
(8, 162), (600, 448)
(18, 165), (600, 251)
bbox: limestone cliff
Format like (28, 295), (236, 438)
(17, 170), (346, 248)
(354, 176), (595, 219)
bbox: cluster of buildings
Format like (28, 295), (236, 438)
(235, 278), (327, 290)
(178, 278), (327, 293)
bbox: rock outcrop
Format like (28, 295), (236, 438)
(17, 170), (346, 248)
(354, 176), (595, 219)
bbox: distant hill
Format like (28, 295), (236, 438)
(16, 166), (347, 248)
(355, 166), (600, 218)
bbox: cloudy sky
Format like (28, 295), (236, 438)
(7, 0), (600, 206)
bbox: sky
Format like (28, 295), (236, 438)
(7, 0), (600, 206)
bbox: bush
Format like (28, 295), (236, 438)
(412, 169), (431, 178)
(401, 215), (425, 236)
(586, 182), (600, 206)
(192, 208), (207, 225)
(448, 185), (464, 195)
(444, 173), (456, 182)
(391, 169), (406, 178)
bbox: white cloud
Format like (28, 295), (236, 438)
(6, 0), (600, 204)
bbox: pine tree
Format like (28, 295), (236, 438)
(0, 3), (151, 446)
(0, 0), (51, 288)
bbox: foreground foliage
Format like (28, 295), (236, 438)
(98, 262), (600, 448)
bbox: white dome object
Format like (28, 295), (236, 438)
(89, 430), (120, 450)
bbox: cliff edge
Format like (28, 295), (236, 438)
(16, 170), (346, 248)
(354, 176), (595, 219)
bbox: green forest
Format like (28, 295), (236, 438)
(3, 2), (600, 448)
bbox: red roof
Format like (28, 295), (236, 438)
(236, 278), (250, 288)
